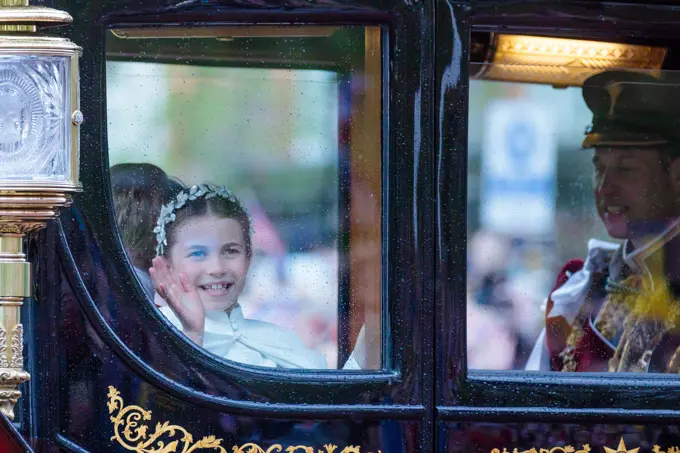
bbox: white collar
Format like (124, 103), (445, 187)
(159, 304), (327, 369)
(623, 217), (680, 287)
(203, 304), (243, 333)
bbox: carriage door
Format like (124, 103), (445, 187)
(437, 1), (680, 452)
(20, 0), (438, 451)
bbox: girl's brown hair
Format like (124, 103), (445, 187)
(163, 192), (252, 260)
(111, 163), (184, 270)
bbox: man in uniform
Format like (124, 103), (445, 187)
(527, 70), (680, 373)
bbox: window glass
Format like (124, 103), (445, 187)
(105, 26), (382, 370)
(467, 57), (680, 373)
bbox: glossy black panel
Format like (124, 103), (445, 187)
(21, 226), (60, 452)
(469, 1), (680, 42)
(435, 0), (468, 408)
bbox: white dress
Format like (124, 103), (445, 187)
(160, 305), (331, 369)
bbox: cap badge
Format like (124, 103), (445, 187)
(605, 82), (624, 118)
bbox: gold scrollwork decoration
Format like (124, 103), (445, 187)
(108, 386), (227, 453)
(0, 327), (8, 368)
(0, 369), (29, 384)
(108, 386), (382, 453)
(0, 389), (22, 420)
(0, 224), (23, 235)
(492, 446), (591, 453)
(654, 446), (680, 453)
(0, 222), (45, 235)
(10, 324), (22, 368)
(233, 445), (376, 453)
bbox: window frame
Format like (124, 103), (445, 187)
(103, 21), (393, 383)
(436, 0), (680, 415)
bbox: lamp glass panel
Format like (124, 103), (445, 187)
(0, 55), (70, 181)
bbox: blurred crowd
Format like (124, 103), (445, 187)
(466, 230), (553, 370)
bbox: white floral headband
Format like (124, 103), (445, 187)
(153, 184), (253, 256)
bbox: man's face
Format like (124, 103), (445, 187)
(592, 147), (676, 239)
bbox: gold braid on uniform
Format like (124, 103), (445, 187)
(610, 278), (680, 372)
(559, 306), (589, 372)
(559, 275), (643, 372)
(596, 275), (643, 344)
(560, 274), (680, 373)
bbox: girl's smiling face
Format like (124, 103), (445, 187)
(168, 214), (250, 312)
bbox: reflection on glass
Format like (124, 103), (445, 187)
(0, 56), (70, 181)
(468, 67), (680, 373)
(106, 26), (382, 370)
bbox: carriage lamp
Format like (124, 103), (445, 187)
(470, 34), (667, 86)
(0, 0), (80, 419)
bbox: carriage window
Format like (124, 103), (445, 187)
(467, 42), (680, 373)
(105, 26), (382, 370)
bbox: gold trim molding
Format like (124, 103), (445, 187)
(108, 386), (382, 453)
(110, 25), (338, 40)
(490, 438), (680, 453)
(232, 446), (379, 453)
(492, 446), (592, 453)
(0, 6), (72, 24)
(494, 34), (666, 68)
(0, 0), (79, 422)
(0, 325), (28, 420)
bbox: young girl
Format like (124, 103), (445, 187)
(149, 184), (328, 369)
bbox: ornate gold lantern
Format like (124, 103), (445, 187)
(0, 0), (80, 419)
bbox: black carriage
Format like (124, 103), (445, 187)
(0, 0), (678, 451)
